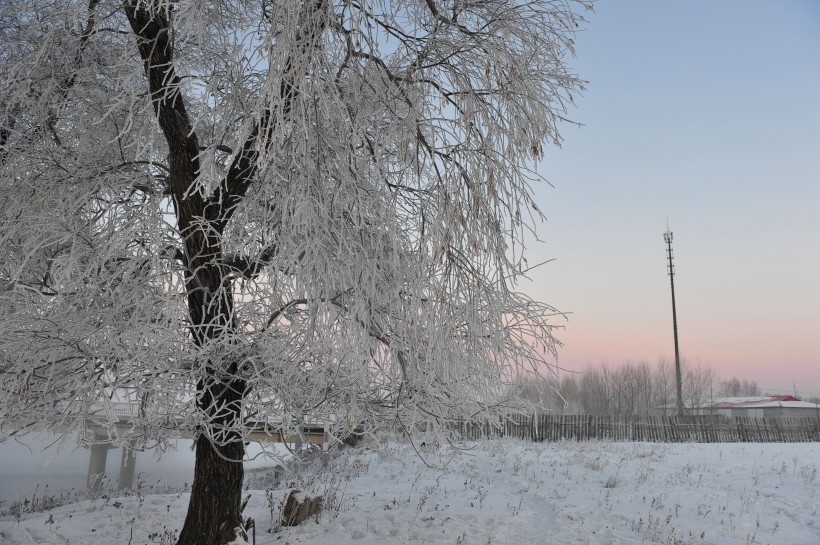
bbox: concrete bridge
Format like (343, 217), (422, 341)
(23, 402), (338, 492)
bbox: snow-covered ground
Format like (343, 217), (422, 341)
(1, 438), (818, 545)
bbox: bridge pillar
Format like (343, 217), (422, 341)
(118, 442), (138, 490)
(87, 439), (115, 492)
(294, 416), (304, 453)
(322, 421), (330, 467)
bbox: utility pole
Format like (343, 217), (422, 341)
(664, 228), (685, 416)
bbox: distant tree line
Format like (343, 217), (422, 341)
(513, 358), (767, 416)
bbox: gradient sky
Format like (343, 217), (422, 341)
(522, 1), (820, 396)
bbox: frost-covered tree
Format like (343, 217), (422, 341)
(720, 377), (761, 398)
(0, 1), (590, 543)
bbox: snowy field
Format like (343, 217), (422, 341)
(0, 438), (818, 545)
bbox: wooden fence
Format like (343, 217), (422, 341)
(456, 414), (820, 443)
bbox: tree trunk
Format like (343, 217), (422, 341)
(123, 4), (279, 542)
(177, 435), (246, 545)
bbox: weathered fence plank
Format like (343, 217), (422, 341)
(456, 415), (819, 443)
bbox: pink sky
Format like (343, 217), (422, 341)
(519, 1), (820, 398)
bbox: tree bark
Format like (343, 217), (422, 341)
(177, 436), (246, 545)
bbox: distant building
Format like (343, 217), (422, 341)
(694, 396), (820, 418)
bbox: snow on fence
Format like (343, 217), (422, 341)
(456, 414), (820, 443)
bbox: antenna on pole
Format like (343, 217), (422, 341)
(664, 225), (684, 416)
